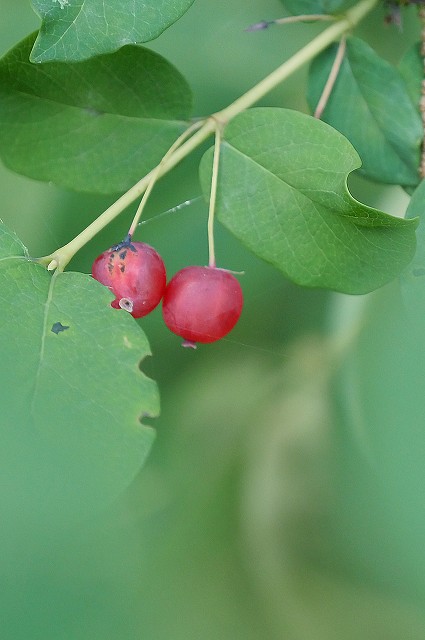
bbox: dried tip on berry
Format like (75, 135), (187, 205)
(182, 340), (197, 349)
(111, 233), (133, 252)
(92, 241), (166, 318)
(118, 297), (134, 313)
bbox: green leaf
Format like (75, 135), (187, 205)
(308, 37), (422, 186)
(283, 0), (357, 14)
(0, 221), (157, 521)
(399, 42), (421, 114)
(0, 33), (192, 193)
(199, 108), (417, 295)
(401, 179), (425, 308)
(30, 0), (195, 63)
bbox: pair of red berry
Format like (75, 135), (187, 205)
(92, 240), (243, 347)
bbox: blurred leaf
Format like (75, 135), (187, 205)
(308, 37), (422, 186)
(331, 180), (425, 606)
(334, 280), (425, 605)
(401, 178), (425, 308)
(0, 33), (192, 193)
(399, 42), (421, 113)
(30, 0), (195, 62)
(0, 221), (157, 522)
(199, 107), (417, 294)
(283, 0), (357, 14)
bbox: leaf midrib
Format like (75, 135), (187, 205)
(30, 268), (58, 421)
(1, 86), (188, 124)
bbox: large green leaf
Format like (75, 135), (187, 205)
(308, 37), (422, 186)
(0, 221), (157, 521)
(399, 43), (421, 114)
(199, 108), (417, 294)
(283, 0), (357, 14)
(334, 179), (425, 599)
(0, 33), (192, 193)
(30, 0), (195, 63)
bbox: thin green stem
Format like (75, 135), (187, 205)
(314, 35), (347, 119)
(40, 120), (216, 271)
(39, 0), (378, 271)
(218, 0), (377, 123)
(128, 120), (204, 238)
(207, 121), (223, 268)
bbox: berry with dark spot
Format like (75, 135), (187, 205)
(92, 241), (166, 318)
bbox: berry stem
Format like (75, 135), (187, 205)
(38, 0), (378, 272)
(313, 36), (346, 119)
(38, 120), (215, 271)
(127, 120), (205, 238)
(207, 121), (223, 268)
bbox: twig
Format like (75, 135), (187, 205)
(246, 14), (336, 31)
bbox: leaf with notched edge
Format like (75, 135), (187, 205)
(200, 108), (417, 295)
(0, 221), (158, 522)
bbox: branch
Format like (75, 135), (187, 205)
(39, 0), (379, 271)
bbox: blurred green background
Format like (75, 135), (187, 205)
(2, 1), (425, 638)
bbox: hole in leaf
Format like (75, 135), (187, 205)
(51, 322), (70, 334)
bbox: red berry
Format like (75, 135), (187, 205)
(92, 241), (166, 318)
(162, 266), (243, 346)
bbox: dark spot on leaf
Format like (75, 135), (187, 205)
(51, 322), (70, 334)
(412, 267), (425, 277)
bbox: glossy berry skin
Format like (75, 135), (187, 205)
(162, 266), (243, 345)
(92, 241), (166, 318)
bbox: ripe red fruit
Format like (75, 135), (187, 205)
(92, 240), (166, 318)
(162, 266), (243, 347)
